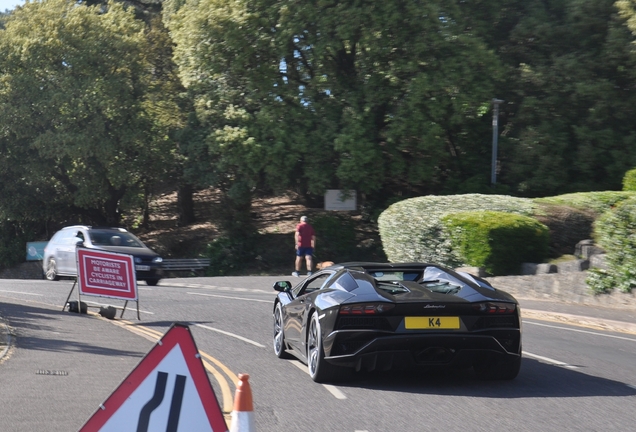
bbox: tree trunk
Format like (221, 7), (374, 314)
(177, 183), (196, 226)
(103, 184), (126, 226)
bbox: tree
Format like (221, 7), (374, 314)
(0, 0), (173, 226)
(163, 0), (502, 219)
(493, 0), (636, 196)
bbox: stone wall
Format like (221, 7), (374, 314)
(485, 272), (636, 311)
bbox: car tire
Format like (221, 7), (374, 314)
(45, 258), (60, 281)
(273, 303), (291, 359)
(307, 311), (343, 383)
(146, 279), (159, 286)
(474, 353), (521, 380)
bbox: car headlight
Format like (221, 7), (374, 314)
(152, 257), (163, 264)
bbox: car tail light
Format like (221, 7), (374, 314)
(339, 303), (395, 315)
(472, 302), (516, 314)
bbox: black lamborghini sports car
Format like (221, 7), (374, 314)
(272, 262), (522, 383)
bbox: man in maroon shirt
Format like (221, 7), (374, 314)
(293, 216), (316, 277)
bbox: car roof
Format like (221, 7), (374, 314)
(330, 262), (440, 270)
(60, 225), (129, 232)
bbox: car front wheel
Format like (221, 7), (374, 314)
(45, 258), (59, 281)
(273, 303), (291, 359)
(145, 279), (159, 286)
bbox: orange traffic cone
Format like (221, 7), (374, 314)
(230, 373), (255, 432)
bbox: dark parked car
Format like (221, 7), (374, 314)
(272, 262), (521, 383)
(43, 226), (163, 286)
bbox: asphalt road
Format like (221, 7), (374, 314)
(1, 276), (635, 431)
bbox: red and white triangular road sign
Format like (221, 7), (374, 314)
(80, 323), (228, 432)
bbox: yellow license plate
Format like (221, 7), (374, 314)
(405, 316), (460, 329)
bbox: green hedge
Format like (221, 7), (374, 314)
(442, 211), (549, 276)
(622, 168), (636, 191)
(377, 194), (536, 267)
(587, 197), (636, 293)
(534, 191), (636, 215)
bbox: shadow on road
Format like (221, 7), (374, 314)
(0, 302), (147, 358)
(336, 359), (636, 398)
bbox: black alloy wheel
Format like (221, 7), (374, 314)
(307, 311), (343, 383)
(273, 303), (291, 359)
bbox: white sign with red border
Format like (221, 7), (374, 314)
(77, 248), (138, 301)
(80, 324), (228, 432)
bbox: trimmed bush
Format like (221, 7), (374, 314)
(377, 194), (535, 267)
(622, 168), (636, 191)
(587, 197), (636, 293)
(534, 191), (636, 215)
(441, 211), (549, 276)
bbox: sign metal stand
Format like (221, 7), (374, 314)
(63, 249), (141, 320)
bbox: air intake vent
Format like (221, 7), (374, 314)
(335, 316), (392, 331)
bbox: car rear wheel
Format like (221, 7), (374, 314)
(273, 303), (291, 359)
(474, 353), (521, 380)
(307, 311), (343, 383)
(145, 279), (159, 286)
(45, 258), (59, 281)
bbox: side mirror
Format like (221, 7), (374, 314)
(75, 238), (85, 247)
(273, 281), (292, 292)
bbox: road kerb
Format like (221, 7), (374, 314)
(523, 308), (636, 336)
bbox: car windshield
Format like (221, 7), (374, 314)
(368, 271), (420, 281)
(89, 230), (144, 247)
(376, 281), (410, 295)
(419, 267), (463, 294)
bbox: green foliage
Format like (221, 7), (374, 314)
(204, 235), (256, 277)
(587, 197), (636, 293)
(0, 220), (43, 271)
(586, 268), (615, 294)
(533, 192), (636, 216)
(378, 194), (536, 267)
(310, 214), (358, 262)
(163, 0), (503, 200)
(0, 0), (174, 225)
(441, 211), (549, 276)
(499, 0), (636, 196)
(532, 203), (596, 257)
(622, 168), (636, 191)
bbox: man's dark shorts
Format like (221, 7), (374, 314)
(296, 247), (314, 257)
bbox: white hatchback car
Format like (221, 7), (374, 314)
(42, 225), (163, 285)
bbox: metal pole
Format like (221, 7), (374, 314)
(491, 99), (504, 185)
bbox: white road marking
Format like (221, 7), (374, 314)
(0, 320), (11, 359)
(323, 383), (347, 400)
(523, 351), (578, 369)
(0, 290), (42, 296)
(187, 292), (271, 303)
(164, 282), (271, 294)
(524, 320), (636, 342)
(192, 323), (266, 348)
(290, 360), (347, 399)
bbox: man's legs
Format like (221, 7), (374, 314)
(295, 255), (303, 273)
(305, 254), (313, 274)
